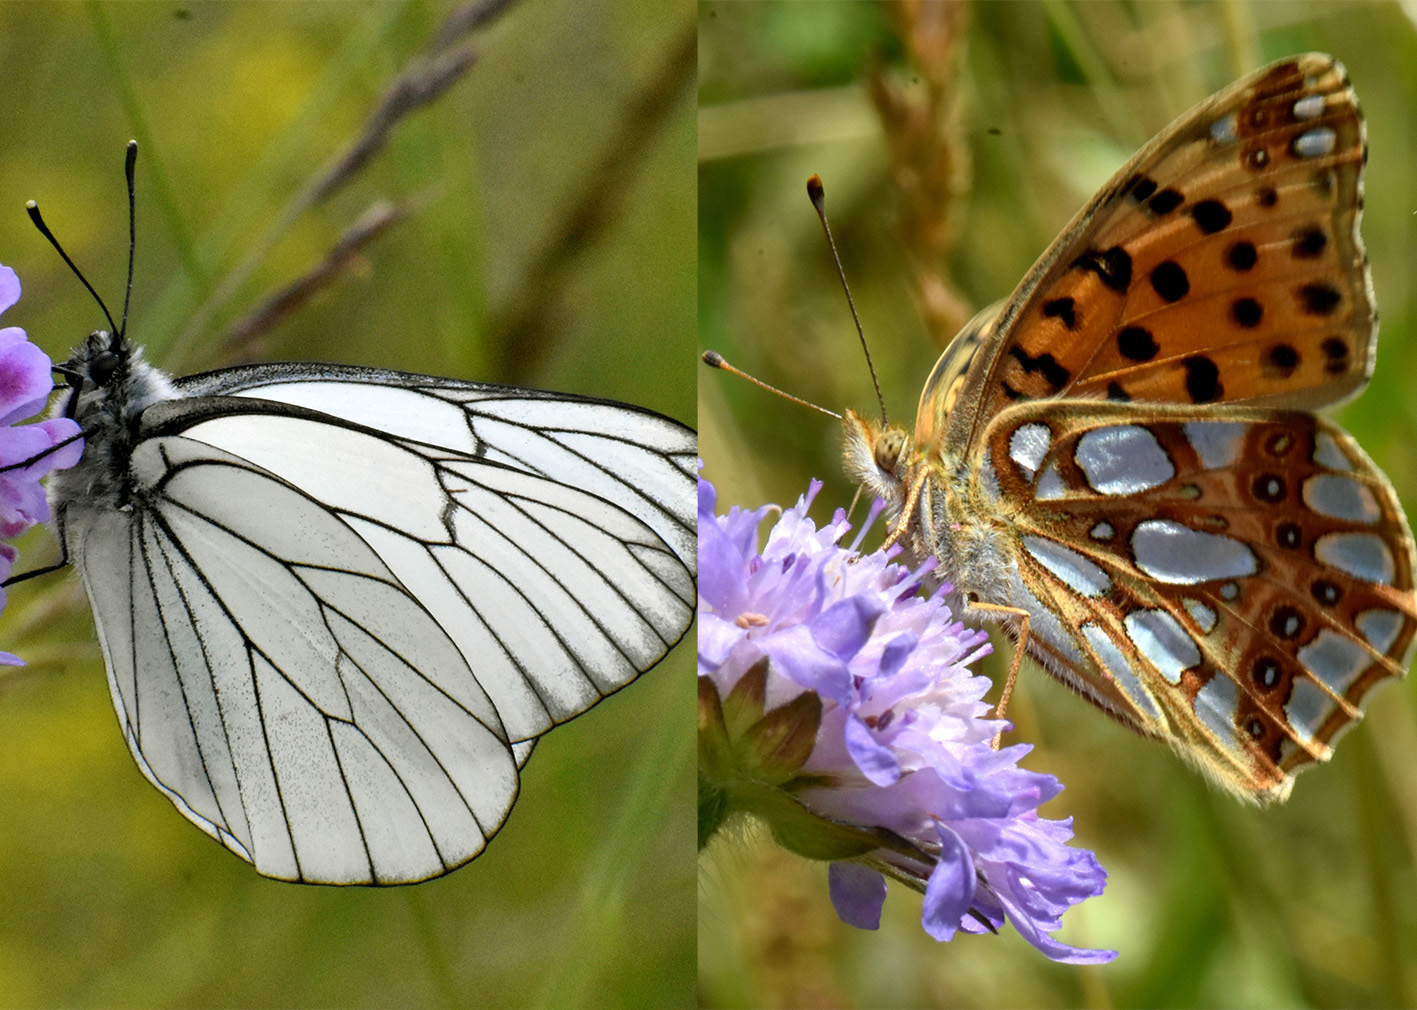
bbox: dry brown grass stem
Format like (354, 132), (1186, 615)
(220, 201), (407, 360)
(190, 0), (523, 361)
(869, 0), (973, 347)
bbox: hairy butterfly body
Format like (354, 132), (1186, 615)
(845, 54), (1415, 802)
(46, 310), (695, 884)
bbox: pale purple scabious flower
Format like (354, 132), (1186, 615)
(698, 474), (1115, 964)
(0, 264), (85, 662)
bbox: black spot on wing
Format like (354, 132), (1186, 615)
(1150, 261), (1190, 303)
(1182, 356), (1222, 403)
(1311, 580), (1341, 606)
(1321, 337), (1349, 375)
(1298, 282), (1342, 316)
(1147, 188), (1184, 215)
(1127, 175), (1158, 201)
(1042, 297), (1077, 330)
(1252, 473), (1287, 503)
(1007, 346), (1071, 391)
(1226, 241), (1258, 272)
(1191, 200), (1232, 234)
(1072, 246), (1132, 293)
(1117, 326), (1158, 362)
(1291, 226), (1327, 259)
(1264, 344), (1299, 377)
(1231, 298), (1264, 328)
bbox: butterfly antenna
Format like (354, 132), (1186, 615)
(119, 140), (138, 344)
(807, 174), (887, 427)
(25, 202), (120, 340)
(701, 350), (841, 420)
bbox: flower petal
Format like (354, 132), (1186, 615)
(35, 418), (84, 470)
(807, 594), (885, 663)
(0, 339), (57, 426)
(921, 825), (975, 941)
(0, 265), (19, 315)
(760, 624), (852, 703)
(828, 862), (887, 930)
(844, 714), (900, 785)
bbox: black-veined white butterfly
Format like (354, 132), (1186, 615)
(19, 143), (696, 885)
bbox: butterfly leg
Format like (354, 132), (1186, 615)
(1, 503), (73, 586)
(880, 466), (930, 553)
(965, 599), (1031, 749)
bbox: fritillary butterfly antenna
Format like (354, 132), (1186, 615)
(699, 183), (860, 498)
(699, 178), (885, 436)
(806, 174), (888, 428)
(809, 176), (934, 546)
(699, 350), (840, 421)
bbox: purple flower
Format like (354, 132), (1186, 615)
(698, 474), (1115, 964)
(0, 264), (85, 663)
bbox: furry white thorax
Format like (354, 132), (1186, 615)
(46, 331), (180, 515)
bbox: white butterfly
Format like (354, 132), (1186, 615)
(30, 150), (696, 885)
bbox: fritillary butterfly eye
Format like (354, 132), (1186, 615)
(842, 53), (1416, 803)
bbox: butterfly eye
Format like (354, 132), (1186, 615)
(874, 427), (907, 473)
(87, 348), (121, 387)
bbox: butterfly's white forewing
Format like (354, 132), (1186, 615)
(50, 354), (695, 884)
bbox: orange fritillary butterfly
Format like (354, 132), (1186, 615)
(844, 53), (1416, 803)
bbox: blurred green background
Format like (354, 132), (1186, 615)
(0, 2), (694, 1007)
(700, 2), (1417, 1007)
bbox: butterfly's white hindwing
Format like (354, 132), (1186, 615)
(51, 357), (696, 883)
(64, 436), (522, 884)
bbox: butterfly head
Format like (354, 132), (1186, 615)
(54, 329), (175, 439)
(842, 408), (910, 511)
(59, 329), (131, 420)
(76, 329), (127, 385)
